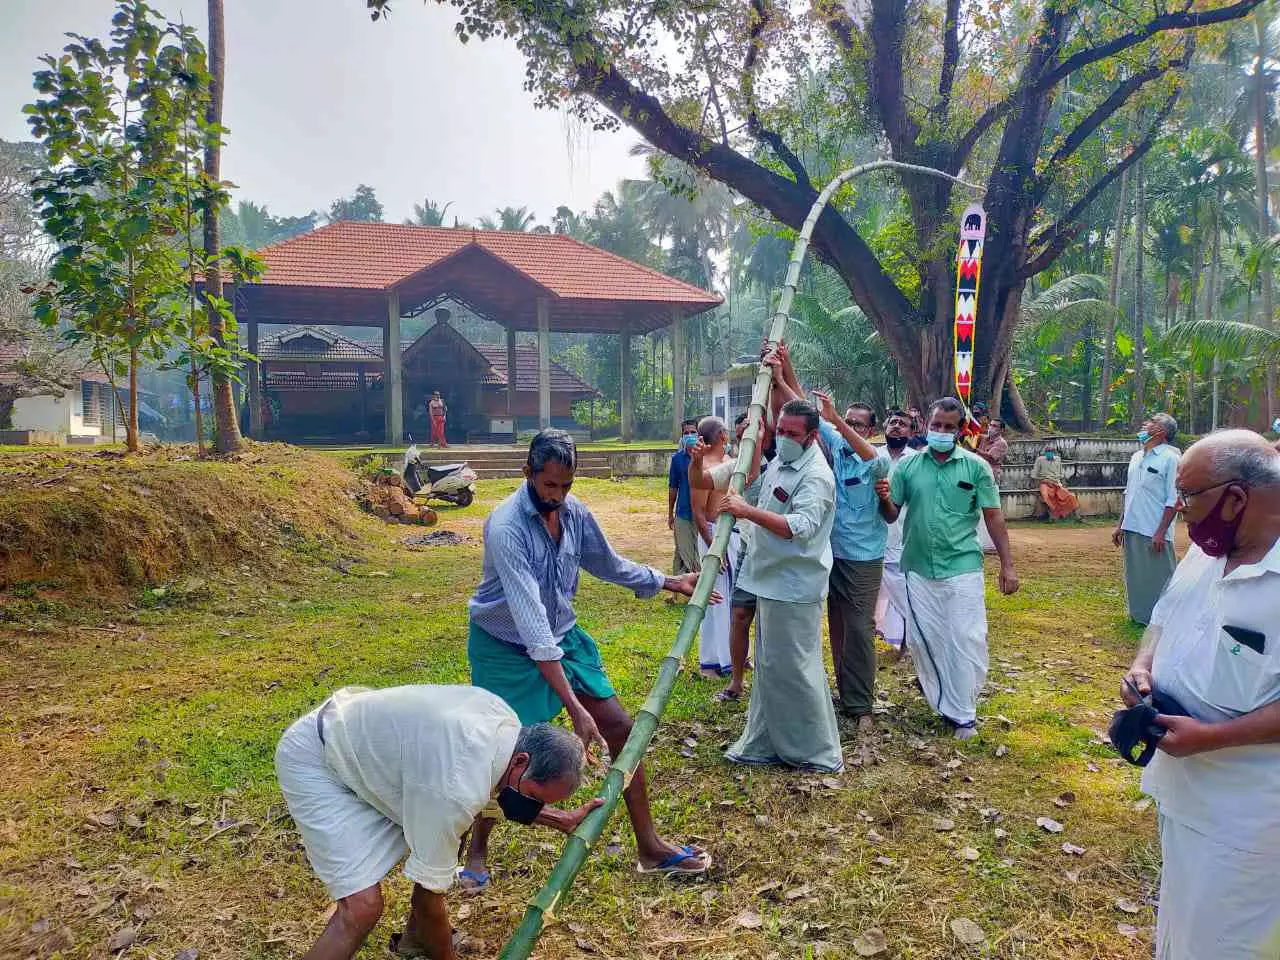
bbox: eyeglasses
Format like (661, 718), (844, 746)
(1176, 478), (1242, 506)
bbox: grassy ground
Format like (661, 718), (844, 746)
(0, 475), (1160, 960)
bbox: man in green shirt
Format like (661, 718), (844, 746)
(885, 397), (1020, 739)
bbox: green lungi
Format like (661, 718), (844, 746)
(468, 621), (616, 725)
(725, 597), (843, 773)
(1122, 532), (1177, 626)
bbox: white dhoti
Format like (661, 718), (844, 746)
(697, 530), (738, 675)
(275, 708), (412, 900)
(1156, 814), (1280, 960)
(876, 561), (907, 647)
(902, 570), (988, 727)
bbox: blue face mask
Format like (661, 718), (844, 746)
(775, 435), (806, 463)
(926, 430), (956, 453)
(1043, 451), (1055, 460)
(1137, 430), (1151, 444)
(681, 434), (698, 449)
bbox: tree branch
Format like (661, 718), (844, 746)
(1030, 41), (1192, 205)
(868, 0), (921, 157)
(935, 0), (962, 118)
(955, 0), (1258, 171)
(570, 45), (918, 357)
(1019, 84), (1181, 280)
(741, 0), (813, 190)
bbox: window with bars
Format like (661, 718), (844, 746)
(81, 381), (102, 427)
(729, 382), (752, 418)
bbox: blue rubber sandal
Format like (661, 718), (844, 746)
(457, 867), (490, 894)
(636, 844), (710, 876)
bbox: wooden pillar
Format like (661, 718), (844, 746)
(506, 324), (518, 442)
(670, 306), (686, 443)
(619, 324), (633, 443)
(246, 317), (261, 439)
(537, 297), (551, 430)
(384, 291), (403, 445)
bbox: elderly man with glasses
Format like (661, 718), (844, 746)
(1113, 412), (1182, 624)
(1119, 430), (1280, 960)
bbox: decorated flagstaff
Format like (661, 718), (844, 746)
(953, 204), (986, 406)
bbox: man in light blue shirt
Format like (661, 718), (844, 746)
(1112, 412), (1181, 624)
(467, 429), (713, 885)
(814, 395), (897, 728)
(721, 394), (843, 773)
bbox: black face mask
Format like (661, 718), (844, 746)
(496, 771), (545, 825)
(885, 435), (909, 450)
(525, 480), (564, 515)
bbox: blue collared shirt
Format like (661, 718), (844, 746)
(669, 448), (694, 520)
(469, 485), (665, 661)
(1121, 442), (1180, 540)
(818, 421), (890, 562)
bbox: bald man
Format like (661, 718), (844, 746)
(1119, 430), (1280, 960)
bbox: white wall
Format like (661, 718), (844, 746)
(710, 377), (729, 422)
(11, 386), (100, 436)
(12, 391), (73, 433)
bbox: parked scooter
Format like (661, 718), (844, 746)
(402, 437), (477, 507)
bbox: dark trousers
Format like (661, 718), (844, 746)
(828, 557), (884, 717)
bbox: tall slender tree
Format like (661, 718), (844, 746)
(1256, 9), (1277, 419)
(1133, 160), (1148, 424)
(203, 0), (242, 452)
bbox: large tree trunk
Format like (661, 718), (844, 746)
(204, 0), (244, 453)
(1257, 12), (1277, 424)
(1132, 160), (1147, 426)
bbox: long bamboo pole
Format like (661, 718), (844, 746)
(498, 161), (986, 960)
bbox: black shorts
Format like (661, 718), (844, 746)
(730, 586), (757, 609)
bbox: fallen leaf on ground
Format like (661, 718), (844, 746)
(873, 856), (896, 867)
(107, 927), (137, 953)
(994, 744), (1009, 757)
(1053, 791), (1076, 808)
(956, 846), (980, 861)
(1063, 869), (1081, 883)
(175, 950), (198, 960)
(932, 817), (956, 831)
(734, 910), (763, 929)
(1117, 924), (1140, 938)
(820, 776), (843, 790)
(784, 884), (811, 901)
(1036, 816), (1065, 833)
(1132, 798), (1153, 813)
(950, 917), (986, 946)
(853, 927), (888, 956)
(1061, 842), (1086, 856)
(1116, 898), (1142, 914)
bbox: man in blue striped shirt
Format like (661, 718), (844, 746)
(464, 429), (716, 888)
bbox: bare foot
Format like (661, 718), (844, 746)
(953, 723), (978, 741)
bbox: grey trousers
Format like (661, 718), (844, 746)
(726, 597), (843, 773)
(829, 557), (884, 717)
(673, 518), (700, 576)
(1122, 531), (1177, 625)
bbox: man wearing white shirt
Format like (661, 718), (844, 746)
(876, 410), (918, 654)
(1120, 431), (1280, 960)
(274, 684), (601, 960)
(1113, 412), (1181, 624)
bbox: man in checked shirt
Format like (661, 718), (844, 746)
(463, 429), (719, 890)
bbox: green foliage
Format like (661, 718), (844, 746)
(404, 197), (454, 227)
(223, 199), (316, 248)
(327, 183), (384, 222)
(479, 205), (538, 231)
(24, 1), (262, 450)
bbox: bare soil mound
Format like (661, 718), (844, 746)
(0, 443), (368, 602)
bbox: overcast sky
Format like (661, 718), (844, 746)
(1, 0), (644, 226)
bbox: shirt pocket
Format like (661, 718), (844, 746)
(557, 547), (581, 592)
(939, 478), (977, 515)
(1204, 628), (1269, 716)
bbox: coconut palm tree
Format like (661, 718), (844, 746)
(405, 198), (452, 227)
(479, 206), (538, 231)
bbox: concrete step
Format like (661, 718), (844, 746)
(471, 466), (613, 480)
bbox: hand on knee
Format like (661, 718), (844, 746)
(337, 886), (384, 936)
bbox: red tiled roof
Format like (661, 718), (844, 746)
(255, 221), (721, 307)
(473, 344), (597, 396)
(257, 325), (382, 363)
